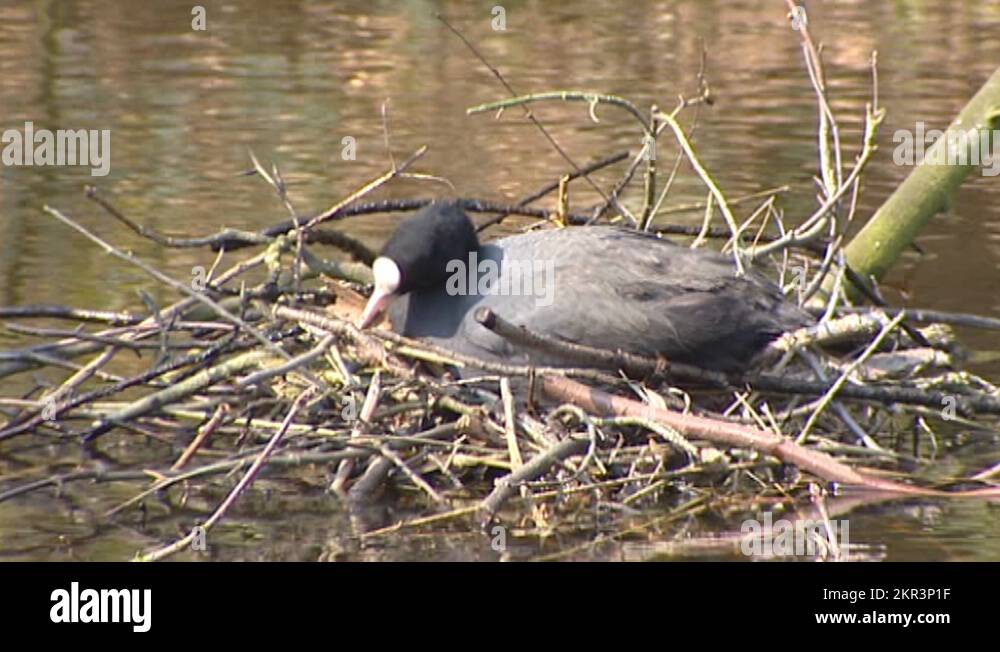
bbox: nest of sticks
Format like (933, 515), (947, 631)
(2, 169), (1000, 561)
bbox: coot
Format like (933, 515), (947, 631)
(360, 201), (811, 372)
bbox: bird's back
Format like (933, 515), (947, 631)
(389, 226), (811, 372)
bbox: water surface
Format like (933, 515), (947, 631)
(2, 0), (1000, 561)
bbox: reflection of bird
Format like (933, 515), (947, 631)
(360, 201), (811, 372)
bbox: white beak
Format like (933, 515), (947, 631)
(359, 288), (394, 328)
(358, 257), (401, 329)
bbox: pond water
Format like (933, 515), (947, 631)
(1, 0), (1000, 561)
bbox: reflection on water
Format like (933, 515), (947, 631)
(2, 0), (1000, 560)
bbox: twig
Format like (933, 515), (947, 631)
(136, 388), (317, 561)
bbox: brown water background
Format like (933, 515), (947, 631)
(2, 0), (1000, 560)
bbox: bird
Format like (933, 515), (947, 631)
(359, 200), (811, 373)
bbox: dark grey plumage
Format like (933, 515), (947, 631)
(383, 208), (811, 372)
